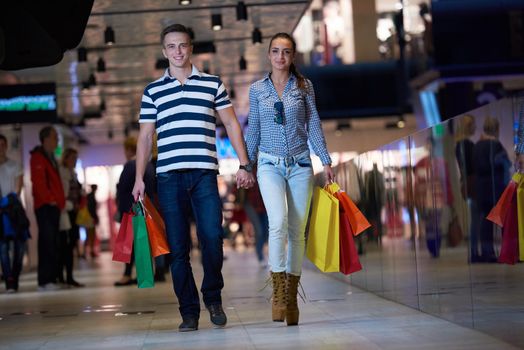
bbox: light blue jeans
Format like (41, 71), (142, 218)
(257, 150), (314, 276)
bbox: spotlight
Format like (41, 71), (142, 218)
(239, 56), (247, 71)
(397, 117), (406, 128)
(179, 0), (191, 4)
(77, 47), (87, 62)
(97, 57), (106, 72)
(236, 1), (248, 21)
(104, 26), (115, 45)
(252, 27), (262, 45)
(211, 14), (222, 31)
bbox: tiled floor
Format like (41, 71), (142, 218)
(0, 249), (520, 350)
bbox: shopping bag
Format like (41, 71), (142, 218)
(486, 174), (519, 227)
(447, 215), (463, 247)
(142, 195), (169, 258)
(327, 182), (371, 235)
(132, 202), (154, 288)
(498, 194), (519, 264)
(112, 212), (134, 263)
(75, 206), (94, 228)
(306, 186), (340, 273)
(339, 209), (362, 275)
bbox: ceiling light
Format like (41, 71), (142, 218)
(104, 26), (115, 45)
(252, 28), (262, 45)
(239, 56), (247, 71)
(236, 1), (248, 21)
(97, 57), (106, 72)
(77, 47), (87, 62)
(211, 14), (222, 31)
(179, 0), (191, 5)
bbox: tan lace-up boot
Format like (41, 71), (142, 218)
(286, 274), (300, 326)
(271, 271), (287, 322)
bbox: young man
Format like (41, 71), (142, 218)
(30, 126), (65, 291)
(132, 24), (254, 332)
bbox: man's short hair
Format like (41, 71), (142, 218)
(39, 126), (55, 143)
(160, 23), (192, 45)
(0, 134), (7, 144)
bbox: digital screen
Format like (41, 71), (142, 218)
(0, 83), (58, 124)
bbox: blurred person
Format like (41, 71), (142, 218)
(57, 148), (84, 287)
(30, 126), (65, 291)
(454, 115), (480, 262)
(516, 99), (524, 171)
(245, 32), (334, 326)
(473, 117), (510, 262)
(84, 184), (99, 258)
(0, 134), (28, 293)
(114, 136), (155, 286)
(244, 180), (269, 268)
(132, 24), (254, 332)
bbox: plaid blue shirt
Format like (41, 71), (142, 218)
(245, 73), (332, 165)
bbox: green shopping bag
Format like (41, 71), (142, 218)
(132, 202), (154, 288)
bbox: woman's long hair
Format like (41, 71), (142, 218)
(268, 32), (306, 91)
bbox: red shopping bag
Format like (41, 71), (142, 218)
(142, 195), (170, 258)
(112, 212), (133, 263)
(339, 211), (362, 275)
(487, 180), (517, 227)
(498, 194), (519, 265)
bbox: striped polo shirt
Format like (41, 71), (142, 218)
(139, 65), (232, 173)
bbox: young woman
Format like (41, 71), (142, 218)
(245, 32), (334, 326)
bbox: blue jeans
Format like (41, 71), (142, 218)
(157, 169), (224, 319)
(0, 238), (26, 290)
(257, 150), (314, 276)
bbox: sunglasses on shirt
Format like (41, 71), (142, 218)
(274, 101), (284, 124)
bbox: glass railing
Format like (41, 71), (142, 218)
(312, 95), (524, 348)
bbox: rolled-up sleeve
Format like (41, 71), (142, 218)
(304, 80), (331, 165)
(245, 84), (261, 163)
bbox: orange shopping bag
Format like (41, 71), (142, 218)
(327, 183), (371, 235)
(141, 195), (170, 258)
(486, 173), (520, 227)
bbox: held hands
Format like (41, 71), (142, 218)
(132, 179), (145, 202)
(236, 169), (255, 189)
(324, 164), (335, 186)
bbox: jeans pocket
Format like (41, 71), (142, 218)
(157, 172), (171, 184)
(296, 159), (312, 168)
(258, 157), (276, 167)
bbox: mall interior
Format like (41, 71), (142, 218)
(1, 0), (524, 349)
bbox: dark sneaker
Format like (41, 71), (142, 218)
(178, 317), (198, 332)
(207, 304), (227, 328)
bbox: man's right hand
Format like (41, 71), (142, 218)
(132, 179), (145, 202)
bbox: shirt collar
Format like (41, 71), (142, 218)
(163, 64), (201, 82)
(263, 72), (297, 84)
